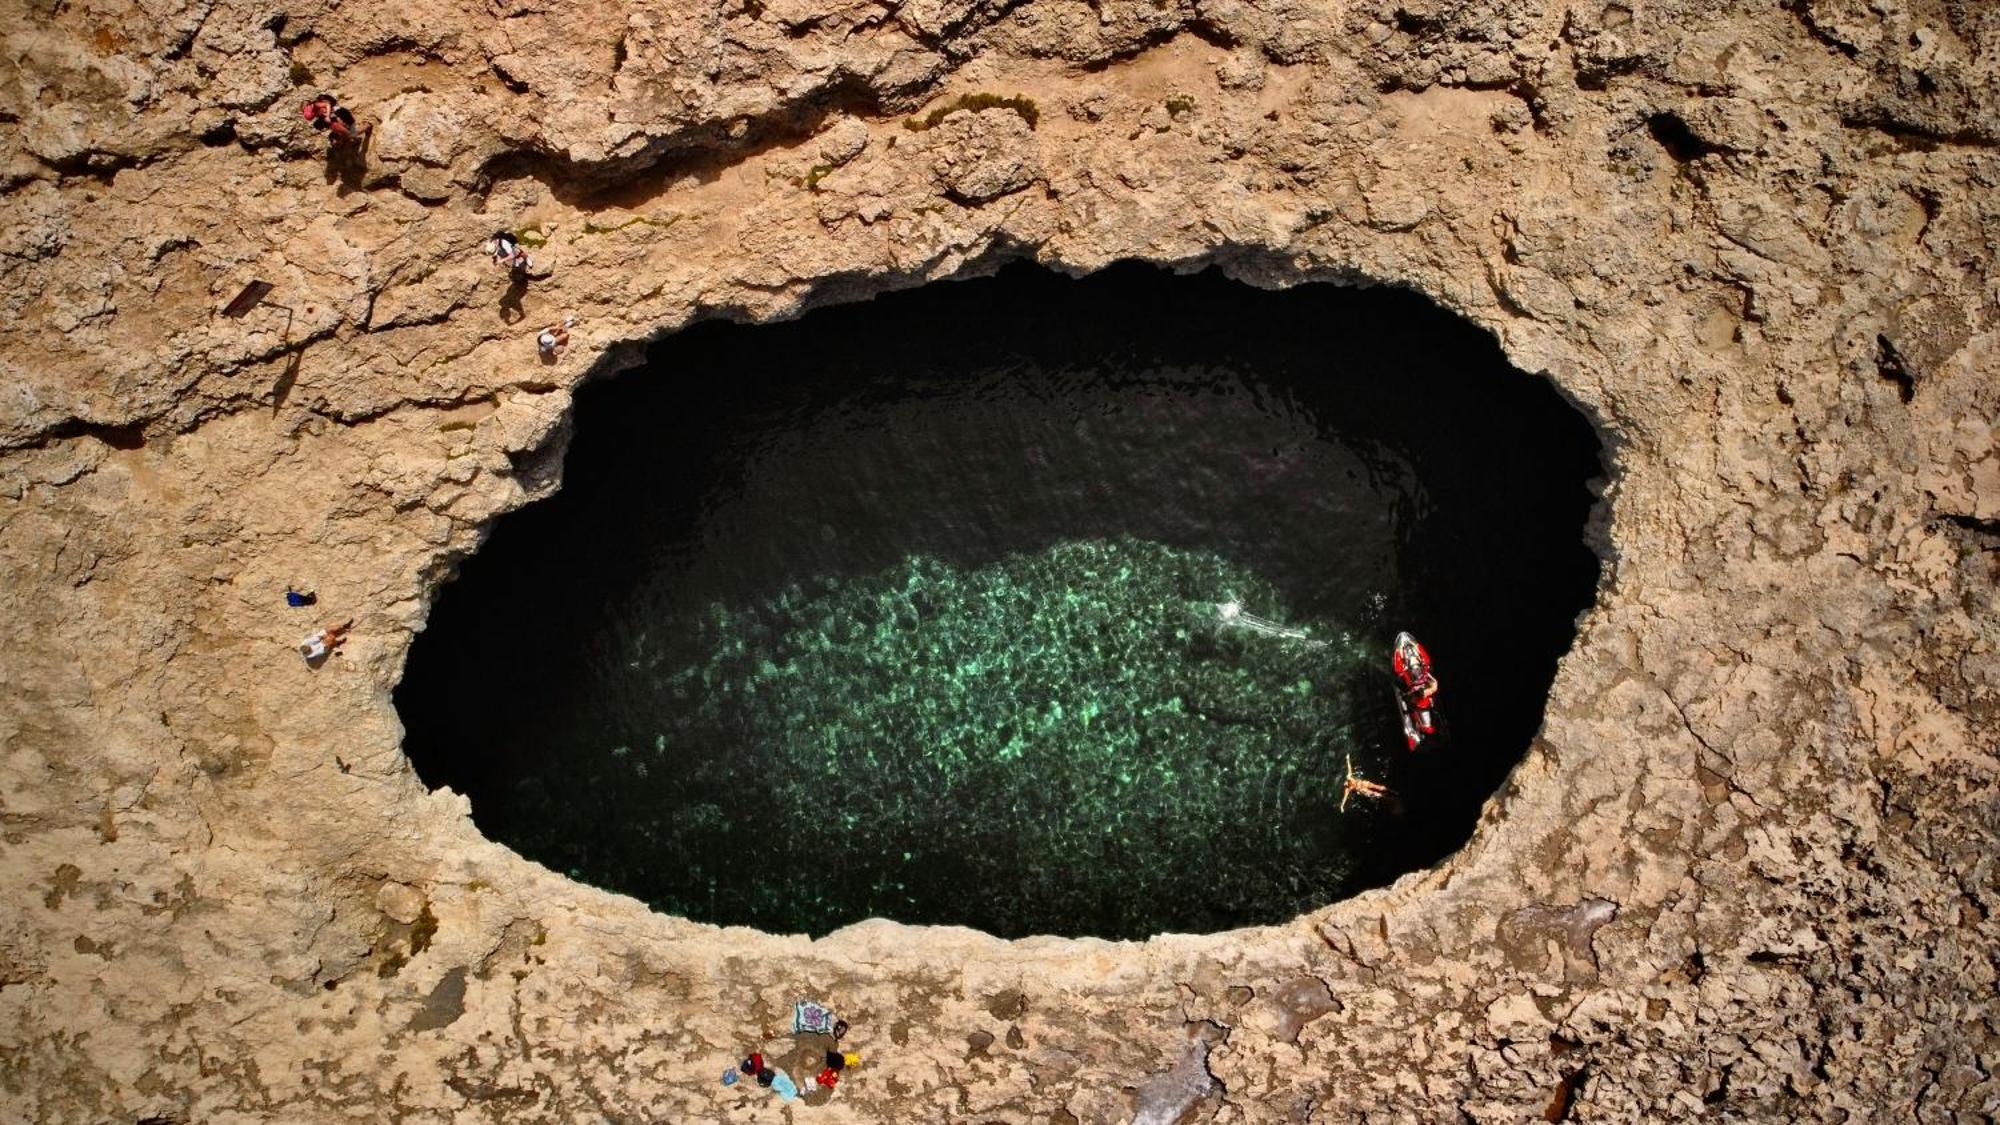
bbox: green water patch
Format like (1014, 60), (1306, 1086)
(501, 538), (1379, 938)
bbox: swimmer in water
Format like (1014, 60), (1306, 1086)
(1339, 754), (1387, 812)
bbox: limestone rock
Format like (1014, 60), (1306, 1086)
(1, 0), (1996, 1122)
(925, 110), (1043, 204)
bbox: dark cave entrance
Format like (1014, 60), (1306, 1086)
(396, 262), (1604, 940)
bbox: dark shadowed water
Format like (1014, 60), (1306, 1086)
(397, 263), (1603, 940)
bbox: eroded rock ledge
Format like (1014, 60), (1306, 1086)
(2, 0), (1996, 1121)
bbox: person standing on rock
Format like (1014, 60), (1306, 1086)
(489, 231), (533, 275)
(302, 93), (370, 147)
(490, 232), (546, 322)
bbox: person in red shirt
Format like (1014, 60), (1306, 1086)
(301, 93), (370, 146)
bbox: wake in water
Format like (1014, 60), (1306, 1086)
(1212, 599), (1328, 647)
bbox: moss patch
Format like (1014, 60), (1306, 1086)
(579, 214), (682, 236)
(905, 92), (1041, 132)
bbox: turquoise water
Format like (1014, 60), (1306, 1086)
(565, 539), (1376, 935)
(399, 264), (1603, 939)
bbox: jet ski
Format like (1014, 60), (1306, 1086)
(1391, 631), (1439, 750)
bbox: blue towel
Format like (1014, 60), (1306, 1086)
(772, 1070), (799, 1100)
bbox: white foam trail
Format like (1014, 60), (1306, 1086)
(1213, 600), (1328, 647)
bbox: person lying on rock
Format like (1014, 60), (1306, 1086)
(285, 585), (317, 608)
(297, 619), (353, 665)
(537, 315), (574, 358)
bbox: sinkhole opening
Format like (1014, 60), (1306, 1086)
(397, 263), (1605, 941)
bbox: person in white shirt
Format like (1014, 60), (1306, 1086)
(297, 620), (353, 665)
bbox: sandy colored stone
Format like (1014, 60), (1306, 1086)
(2, 0), (1997, 1122)
(376, 881), (427, 926)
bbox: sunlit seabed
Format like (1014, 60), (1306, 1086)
(502, 538), (1379, 938)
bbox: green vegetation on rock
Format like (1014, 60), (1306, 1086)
(904, 92), (1041, 132)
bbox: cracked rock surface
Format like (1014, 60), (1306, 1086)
(2, 0), (1997, 1121)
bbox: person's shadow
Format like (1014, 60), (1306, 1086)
(500, 272), (528, 323)
(325, 136), (368, 195)
(500, 267), (554, 324)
